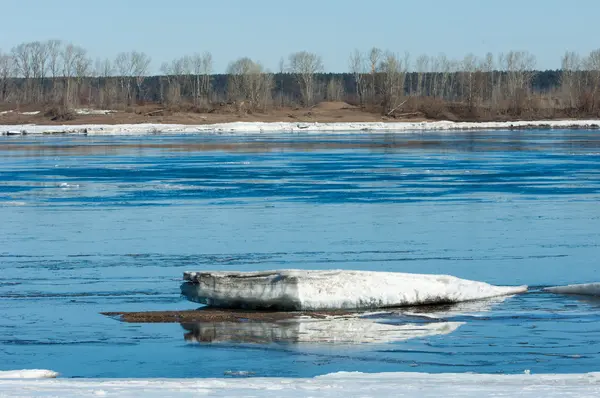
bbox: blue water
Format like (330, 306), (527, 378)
(0, 130), (599, 377)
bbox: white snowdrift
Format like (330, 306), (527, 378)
(183, 317), (463, 345)
(545, 283), (600, 296)
(182, 270), (527, 310)
(0, 369), (58, 379)
(1, 119), (599, 136)
(1, 372), (599, 397)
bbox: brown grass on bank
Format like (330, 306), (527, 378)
(1, 98), (599, 126)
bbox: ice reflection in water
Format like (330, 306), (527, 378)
(182, 316), (463, 345)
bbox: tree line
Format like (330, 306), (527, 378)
(2, 40), (600, 120)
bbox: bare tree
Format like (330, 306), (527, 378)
(0, 51), (15, 102)
(114, 51), (150, 105)
(415, 54), (429, 96)
(11, 43), (34, 103)
(326, 77), (345, 101)
(30, 41), (49, 102)
(560, 51), (581, 109)
(349, 49), (365, 104)
(378, 51), (406, 114)
(227, 57), (273, 111)
(288, 51), (323, 106)
(46, 40), (63, 102)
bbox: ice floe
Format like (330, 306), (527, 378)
(0, 369), (59, 379)
(545, 283), (600, 296)
(182, 270), (527, 310)
(1, 120), (600, 136)
(1, 372), (599, 397)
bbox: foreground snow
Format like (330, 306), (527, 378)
(182, 270), (527, 310)
(0, 369), (58, 379)
(546, 282), (600, 296)
(1, 119), (600, 136)
(1, 372), (600, 397)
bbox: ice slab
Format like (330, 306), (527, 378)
(0, 369), (59, 379)
(545, 283), (600, 296)
(1, 372), (600, 397)
(1, 120), (600, 136)
(182, 270), (527, 311)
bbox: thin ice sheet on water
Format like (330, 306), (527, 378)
(182, 270), (527, 310)
(545, 282), (600, 296)
(1, 372), (600, 397)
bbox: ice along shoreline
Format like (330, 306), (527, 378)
(1, 371), (600, 397)
(2, 119), (600, 136)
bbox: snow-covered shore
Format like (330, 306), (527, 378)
(1, 119), (600, 136)
(1, 371), (599, 397)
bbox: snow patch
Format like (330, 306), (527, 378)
(1, 120), (600, 136)
(545, 283), (600, 296)
(0, 369), (59, 379)
(74, 109), (117, 115)
(1, 372), (600, 397)
(182, 270), (527, 311)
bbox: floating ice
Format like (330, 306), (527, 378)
(182, 270), (527, 311)
(545, 283), (600, 296)
(0, 369), (59, 379)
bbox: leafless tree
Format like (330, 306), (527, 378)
(349, 49), (365, 104)
(227, 57), (273, 111)
(326, 77), (345, 101)
(378, 51), (406, 114)
(114, 51), (150, 105)
(415, 54), (429, 96)
(0, 51), (15, 102)
(560, 51), (581, 109)
(288, 51), (323, 106)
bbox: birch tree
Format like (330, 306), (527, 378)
(349, 49), (365, 104)
(288, 51), (323, 106)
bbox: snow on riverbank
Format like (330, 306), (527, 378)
(1, 372), (599, 397)
(546, 283), (600, 296)
(1, 119), (600, 136)
(182, 270), (527, 310)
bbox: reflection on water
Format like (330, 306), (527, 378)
(182, 316), (463, 345)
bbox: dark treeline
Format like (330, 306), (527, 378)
(1, 41), (600, 120)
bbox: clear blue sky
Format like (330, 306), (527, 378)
(1, 0), (597, 73)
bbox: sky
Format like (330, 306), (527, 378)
(1, 0), (598, 73)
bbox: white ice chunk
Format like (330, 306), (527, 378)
(545, 283), (600, 296)
(182, 270), (527, 310)
(0, 369), (59, 379)
(1, 372), (600, 397)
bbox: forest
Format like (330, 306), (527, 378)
(1, 40), (599, 121)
